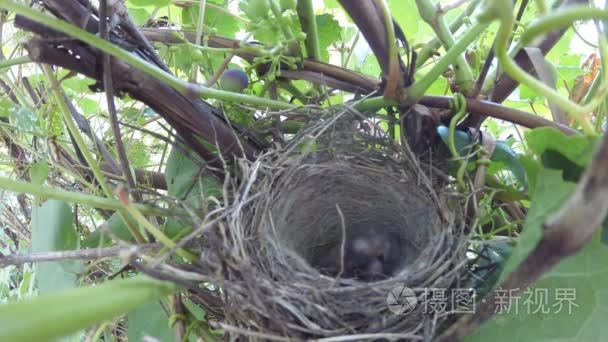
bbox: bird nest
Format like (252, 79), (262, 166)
(172, 109), (469, 340)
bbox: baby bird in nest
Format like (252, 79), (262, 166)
(316, 231), (402, 281)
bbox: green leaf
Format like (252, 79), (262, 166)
(498, 168), (576, 282)
(11, 106), (41, 134)
(0, 96), (12, 118)
(526, 128), (596, 167)
(17, 266), (34, 299)
(29, 160), (50, 187)
(182, 4), (239, 37)
(389, 0), (420, 42)
(555, 54), (585, 84)
(541, 149), (585, 183)
(525, 127), (597, 183)
(519, 155), (541, 195)
(0, 276), (177, 341)
(127, 7), (151, 26)
(163, 147), (222, 237)
(469, 168), (608, 341)
(323, 0), (340, 8)
(183, 298), (206, 320)
(82, 213), (135, 248)
(165, 147), (221, 201)
(127, 0), (170, 7)
(77, 98), (101, 116)
(315, 14), (341, 63)
(126, 139), (151, 169)
(491, 141), (527, 189)
(128, 300), (173, 341)
(31, 200), (81, 294)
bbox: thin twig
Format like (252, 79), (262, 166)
(99, 0), (138, 197)
(0, 244), (159, 267)
(335, 203), (347, 278)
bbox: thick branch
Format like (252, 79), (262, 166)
(419, 96), (578, 135)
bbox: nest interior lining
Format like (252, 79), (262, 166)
(268, 161), (438, 278)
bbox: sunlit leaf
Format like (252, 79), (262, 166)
(128, 300), (173, 341)
(31, 200), (81, 294)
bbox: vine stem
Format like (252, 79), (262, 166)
(0, 176), (177, 217)
(374, 0), (400, 99)
(0, 55), (30, 69)
(448, 94), (469, 191)
(0, 0), (295, 110)
(415, 0), (474, 93)
(416, 0), (481, 68)
(487, 3), (606, 136)
(269, 0), (295, 41)
(406, 20), (490, 103)
(297, 0), (321, 61)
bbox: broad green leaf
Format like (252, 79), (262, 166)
(165, 146), (221, 201)
(469, 168), (608, 341)
(324, 0), (341, 9)
(127, 7), (151, 26)
(77, 97), (100, 116)
(497, 168), (576, 282)
(526, 128), (597, 167)
(126, 139), (151, 169)
(128, 300), (173, 341)
(183, 298), (206, 320)
(182, 4), (240, 37)
(555, 54), (585, 84)
(61, 74), (95, 94)
(18, 267), (34, 299)
(389, 0), (420, 42)
(31, 200), (81, 294)
(541, 150), (585, 183)
(316, 14), (341, 63)
(425, 76), (449, 95)
(82, 213), (135, 248)
(519, 84), (543, 102)
(0, 96), (12, 117)
(0, 276), (177, 341)
(11, 106), (41, 134)
(29, 160), (50, 186)
(163, 147), (221, 237)
(519, 155), (541, 195)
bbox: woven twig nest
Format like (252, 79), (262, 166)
(186, 109), (468, 340)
